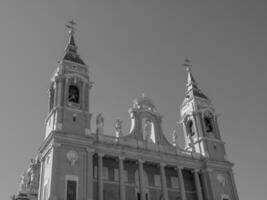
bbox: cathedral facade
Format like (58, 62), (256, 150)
(14, 23), (239, 200)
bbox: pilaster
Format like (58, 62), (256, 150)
(119, 156), (125, 200)
(177, 166), (186, 200)
(138, 159), (145, 200)
(98, 153), (104, 200)
(160, 163), (168, 200)
(49, 142), (61, 199)
(194, 169), (203, 200)
(86, 148), (94, 200)
(229, 171), (239, 200)
(37, 157), (45, 200)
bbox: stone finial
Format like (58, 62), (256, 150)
(18, 172), (28, 192)
(96, 113), (104, 135)
(115, 119), (123, 138)
(172, 130), (179, 147)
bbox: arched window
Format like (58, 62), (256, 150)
(204, 117), (213, 133)
(187, 120), (195, 137)
(49, 86), (54, 111)
(204, 111), (214, 133)
(68, 85), (79, 103)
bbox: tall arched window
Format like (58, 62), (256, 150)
(49, 86), (54, 111)
(187, 120), (195, 137)
(204, 117), (213, 133)
(68, 85), (79, 103)
(204, 111), (214, 133)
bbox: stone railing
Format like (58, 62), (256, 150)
(95, 134), (202, 159)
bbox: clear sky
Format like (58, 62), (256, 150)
(1, 1), (266, 199)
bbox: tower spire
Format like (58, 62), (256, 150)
(63, 20), (85, 65)
(183, 58), (208, 100)
(66, 20), (77, 47)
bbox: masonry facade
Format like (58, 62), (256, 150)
(14, 24), (239, 200)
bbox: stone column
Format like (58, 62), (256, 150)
(119, 156), (125, 200)
(87, 149), (95, 200)
(37, 157), (45, 200)
(160, 163), (168, 200)
(177, 166), (186, 200)
(98, 153), (104, 200)
(229, 171), (239, 200)
(194, 169), (203, 200)
(138, 159), (145, 200)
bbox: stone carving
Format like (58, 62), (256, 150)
(217, 174), (226, 186)
(96, 113), (104, 135)
(115, 119), (123, 138)
(28, 159), (39, 193)
(19, 172), (29, 192)
(143, 119), (156, 143)
(19, 159), (40, 194)
(172, 130), (179, 147)
(67, 150), (79, 166)
(143, 119), (152, 140)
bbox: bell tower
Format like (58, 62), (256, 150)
(180, 59), (227, 161)
(45, 20), (93, 138)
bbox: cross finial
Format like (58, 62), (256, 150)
(66, 20), (77, 34)
(183, 57), (192, 72)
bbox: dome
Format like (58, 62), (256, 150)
(133, 94), (156, 110)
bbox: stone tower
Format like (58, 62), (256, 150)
(180, 59), (227, 161)
(45, 20), (92, 139)
(38, 21), (94, 200)
(179, 59), (239, 200)
(14, 25), (240, 200)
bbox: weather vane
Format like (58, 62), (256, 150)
(66, 20), (77, 34)
(183, 57), (192, 72)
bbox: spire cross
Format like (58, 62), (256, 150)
(183, 57), (192, 72)
(66, 20), (77, 34)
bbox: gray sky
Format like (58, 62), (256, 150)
(1, 1), (266, 199)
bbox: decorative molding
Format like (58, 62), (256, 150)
(177, 166), (184, 170)
(206, 168), (213, 172)
(138, 159), (144, 164)
(160, 162), (166, 167)
(52, 142), (61, 148)
(118, 155), (125, 160)
(86, 148), (95, 154)
(194, 168), (200, 172)
(98, 152), (104, 157)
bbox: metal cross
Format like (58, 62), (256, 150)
(66, 20), (77, 33)
(183, 57), (192, 72)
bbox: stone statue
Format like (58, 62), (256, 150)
(24, 158), (40, 194)
(115, 119), (123, 138)
(172, 130), (178, 147)
(19, 172), (29, 192)
(96, 113), (104, 135)
(143, 119), (154, 142)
